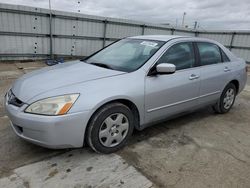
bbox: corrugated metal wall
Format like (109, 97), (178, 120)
(1, 3), (250, 62)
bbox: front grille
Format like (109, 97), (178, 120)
(8, 90), (24, 107)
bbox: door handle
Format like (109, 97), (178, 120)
(189, 74), (200, 80)
(224, 67), (231, 72)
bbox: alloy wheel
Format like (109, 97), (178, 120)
(98, 113), (129, 147)
(223, 88), (235, 109)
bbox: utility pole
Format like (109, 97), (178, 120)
(77, 1), (81, 12)
(49, 0), (53, 59)
(181, 12), (186, 28)
(194, 21), (198, 30)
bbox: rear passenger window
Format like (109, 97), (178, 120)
(197, 42), (222, 65)
(157, 42), (195, 70)
(221, 49), (230, 62)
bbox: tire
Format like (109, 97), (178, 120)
(86, 103), (134, 154)
(213, 83), (236, 114)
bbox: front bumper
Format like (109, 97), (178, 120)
(4, 94), (91, 149)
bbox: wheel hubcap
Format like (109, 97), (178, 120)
(223, 88), (235, 109)
(99, 113), (129, 147)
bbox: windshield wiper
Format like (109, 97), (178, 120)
(89, 62), (113, 70)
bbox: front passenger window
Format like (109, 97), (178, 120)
(157, 42), (195, 71)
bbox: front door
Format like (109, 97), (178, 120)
(145, 42), (201, 123)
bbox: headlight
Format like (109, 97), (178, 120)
(25, 94), (79, 115)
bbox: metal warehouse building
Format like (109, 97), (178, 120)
(0, 3), (250, 62)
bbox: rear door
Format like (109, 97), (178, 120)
(196, 42), (233, 105)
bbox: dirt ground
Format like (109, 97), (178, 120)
(0, 62), (250, 188)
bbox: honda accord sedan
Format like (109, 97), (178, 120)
(5, 35), (247, 153)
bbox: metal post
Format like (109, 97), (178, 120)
(171, 28), (175, 35)
(49, 0), (53, 59)
(229, 32), (235, 51)
(141, 24), (145, 35)
(103, 19), (107, 48)
(181, 12), (186, 28)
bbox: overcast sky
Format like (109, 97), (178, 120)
(1, 0), (250, 30)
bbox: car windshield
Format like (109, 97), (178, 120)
(84, 39), (165, 72)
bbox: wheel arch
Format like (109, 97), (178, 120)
(85, 98), (141, 141)
(229, 79), (239, 94)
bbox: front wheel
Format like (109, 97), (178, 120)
(213, 83), (236, 114)
(86, 103), (134, 154)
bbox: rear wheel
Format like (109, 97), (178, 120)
(213, 83), (236, 114)
(86, 103), (134, 154)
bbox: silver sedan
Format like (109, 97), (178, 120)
(5, 35), (247, 153)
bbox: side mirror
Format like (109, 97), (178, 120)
(156, 63), (176, 74)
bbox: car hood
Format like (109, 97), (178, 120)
(12, 60), (125, 102)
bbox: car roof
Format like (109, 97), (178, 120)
(128, 35), (191, 41)
(128, 35), (223, 46)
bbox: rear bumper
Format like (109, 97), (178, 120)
(4, 95), (91, 149)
